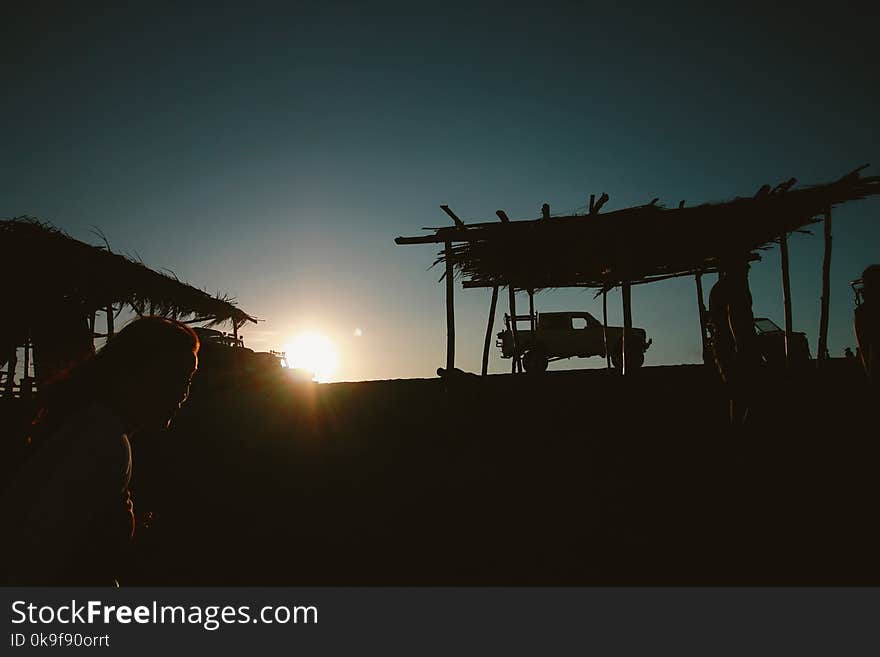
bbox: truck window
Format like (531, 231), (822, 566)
(540, 315), (570, 330)
(754, 318), (782, 334)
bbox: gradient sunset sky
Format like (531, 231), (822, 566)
(3, 2), (878, 381)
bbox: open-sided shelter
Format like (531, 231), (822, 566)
(395, 166), (880, 375)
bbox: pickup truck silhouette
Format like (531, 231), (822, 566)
(752, 317), (811, 366)
(497, 311), (651, 373)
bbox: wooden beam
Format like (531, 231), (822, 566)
(461, 265), (729, 290)
(440, 205), (465, 228)
(445, 241), (455, 371)
(622, 283), (633, 375)
(779, 233), (793, 367)
(495, 210), (510, 223)
(481, 286), (499, 376)
(395, 233), (460, 245)
(818, 206), (832, 363)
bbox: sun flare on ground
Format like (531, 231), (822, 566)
(285, 331), (339, 382)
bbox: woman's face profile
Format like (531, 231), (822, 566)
(166, 353), (198, 429)
(140, 352), (198, 432)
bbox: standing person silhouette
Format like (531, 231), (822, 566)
(0, 316), (198, 585)
(855, 264), (880, 387)
(708, 256), (761, 426)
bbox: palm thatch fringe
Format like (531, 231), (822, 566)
(1, 217), (257, 338)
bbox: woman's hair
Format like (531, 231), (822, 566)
(31, 316), (199, 441)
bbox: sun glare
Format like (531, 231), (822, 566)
(285, 331), (339, 382)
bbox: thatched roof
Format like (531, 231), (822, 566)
(395, 166), (880, 289)
(2, 217), (257, 328)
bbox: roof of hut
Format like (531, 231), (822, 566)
(2, 217), (257, 328)
(395, 166), (880, 289)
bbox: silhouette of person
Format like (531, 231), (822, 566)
(708, 257), (761, 426)
(0, 316), (199, 585)
(854, 264), (880, 386)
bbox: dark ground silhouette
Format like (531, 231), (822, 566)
(62, 359), (873, 586)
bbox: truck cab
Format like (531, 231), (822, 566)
(753, 317), (811, 366)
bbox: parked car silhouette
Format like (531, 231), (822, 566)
(192, 328), (293, 387)
(497, 311), (651, 373)
(753, 317), (811, 366)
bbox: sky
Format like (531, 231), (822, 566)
(3, 2), (878, 381)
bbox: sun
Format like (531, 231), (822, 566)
(285, 331), (339, 382)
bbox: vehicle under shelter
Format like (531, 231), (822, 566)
(395, 166), (880, 376)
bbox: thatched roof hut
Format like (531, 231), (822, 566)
(395, 166), (880, 375)
(1, 217), (257, 387)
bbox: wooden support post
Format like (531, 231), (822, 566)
(445, 241), (455, 371)
(481, 286), (499, 376)
(780, 233), (793, 367)
(89, 312), (96, 338)
(528, 289), (536, 332)
(20, 334), (32, 398)
(106, 304), (115, 341)
(603, 286), (611, 370)
(508, 285), (519, 374)
(818, 206), (832, 363)
(695, 273), (709, 364)
(622, 283), (633, 375)
(22, 334), (30, 381)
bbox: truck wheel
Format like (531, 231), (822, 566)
(523, 350), (548, 374)
(611, 345), (644, 370)
(628, 350), (645, 369)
